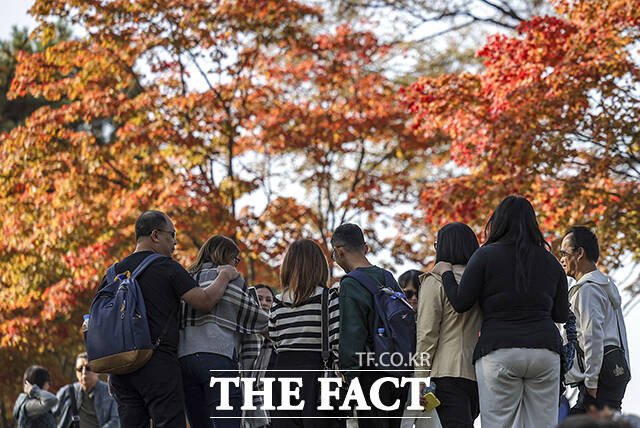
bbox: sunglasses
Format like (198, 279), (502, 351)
(404, 289), (417, 299)
(75, 365), (92, 373)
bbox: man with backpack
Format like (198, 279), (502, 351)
(99, 210), (239, 427)
(54, 352), (119, 428)
(331, 223), (414, 428)
(560, 226), (631, 413)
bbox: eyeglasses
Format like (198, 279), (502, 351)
(433, 241), (438, 251)
(233, 256), (241, 266)
(404, 289), (416, 299)
(75, 365), (92, 373)
(331, 246), (343, 261)
(156, 229), (176, 239)
(559, 248), (576, 258)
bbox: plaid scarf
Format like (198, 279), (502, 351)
(242, 337), (276, 428)
(179, 262), (268, 370)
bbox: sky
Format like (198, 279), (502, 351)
(2, 0), (639, 420)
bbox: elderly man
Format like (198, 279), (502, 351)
(55, 352), (119, 428)
(560, 226), (631, 412)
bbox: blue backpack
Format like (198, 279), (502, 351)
(84, 253), (165, 374)
(346, 269), (416, 376)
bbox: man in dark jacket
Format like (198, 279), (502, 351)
(331, 223), (408, 428)
(54, 352), (119, 428)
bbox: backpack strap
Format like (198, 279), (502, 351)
(67, 386), (80, 428)
(346, 270), (382, 295)
(321, 287), (330, 368)
(130, 253), (166, 280)
(105, 264), (117, 284)
(382, 270), (397, 290)
(345, 270), (392, 333)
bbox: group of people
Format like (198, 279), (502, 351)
(14, 195), (633, 428)
(14, 353), (119, 428)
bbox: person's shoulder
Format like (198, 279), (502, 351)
(56, 383), (74, 399)
(58, 383), (74, 393)
(153, 256), (191, 276)
(339, 273), (368, 289)
(93, 380), (110, 395)
(14, 392), (27, 405)
(537, 246), (564, 269)
(477, 243), (503, 254)
(419, 272), (442, 288)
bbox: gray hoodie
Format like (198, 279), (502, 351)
(565, 269), (630, 388)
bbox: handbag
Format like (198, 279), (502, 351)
(317, 288), (348, 416)
(67, 386), (80, 428)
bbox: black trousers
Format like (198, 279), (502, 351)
(353, 372), (408, 428)
(431, 377), (479, 428)
(110, 351), (186, 428)
(571, 346), (631, 413)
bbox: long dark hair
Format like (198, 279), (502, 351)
(484, 196), (550, 292)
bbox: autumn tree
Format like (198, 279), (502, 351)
(0, 23), (71, 133)
(404, 0), (640, 279)
(0, 0), (321, 423)
(248, 24), (433, 268)
(326, 0), (554, 79)
(0, 1), (433, 423)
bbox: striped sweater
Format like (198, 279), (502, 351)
(269, 286), (340, 354)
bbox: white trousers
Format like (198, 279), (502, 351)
(475, 347), (559, 428)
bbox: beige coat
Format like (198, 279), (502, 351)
(415, 265), (482, 381)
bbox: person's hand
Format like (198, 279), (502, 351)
(23, 380), (33, 396)
(587, 387), (597, 399)
(217, 265), (240, 282)
(587, 403), (613, 420)
(431, 261), (452, 275)
(107, 375), (114, 396)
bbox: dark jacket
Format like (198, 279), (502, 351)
(13, 386), (58, 428)
(338, 266), (402, 382)
(54, 380), (119, 428)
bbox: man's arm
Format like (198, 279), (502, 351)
(439, 250), (485, 313)
(52, 385), (68, 419)
(552, 269), (569, 323)
(23, 384), (58, 417)
(577, 284), (608, 391)
(181, 265), (239, 312)
(101, 389), (120, 428)
(338, 279), (371, 382)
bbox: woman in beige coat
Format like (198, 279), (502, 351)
(416, 223), (481, 428)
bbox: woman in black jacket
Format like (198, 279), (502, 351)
(433, 195), (568, 428)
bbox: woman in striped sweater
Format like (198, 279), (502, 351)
(269, 239), (343, 428)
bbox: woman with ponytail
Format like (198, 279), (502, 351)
(432, 195), (569, 428)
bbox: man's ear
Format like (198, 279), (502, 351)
(363, 243), (369, 255)
(576, 246), (586, 261)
